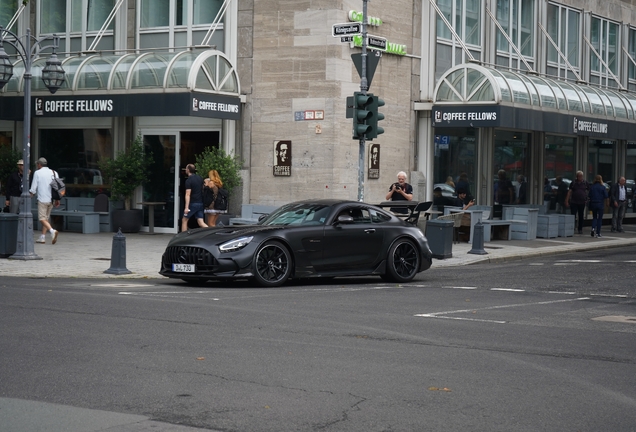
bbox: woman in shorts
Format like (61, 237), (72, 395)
(205, 170), (227, 226)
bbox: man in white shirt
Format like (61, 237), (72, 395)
(610, 176), (627, 233)
(29, 157), (59, 244)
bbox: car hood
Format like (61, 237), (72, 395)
(168, 225), (285, 246)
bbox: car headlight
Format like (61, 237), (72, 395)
(219, 236), (254, 253)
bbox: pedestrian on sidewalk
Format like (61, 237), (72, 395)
(181, 163), (207, 232)
(566, 170), (589, 234)
(555, 176), (569, 214)
(609, 176), (627, 232)
(588, 175), (608, 238)
(29, 157), (59, 244)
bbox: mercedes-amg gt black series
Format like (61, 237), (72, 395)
(160, 199), (433, 286)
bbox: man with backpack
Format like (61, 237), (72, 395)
(181, 164), (207, 232)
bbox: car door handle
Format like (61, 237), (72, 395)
(364, 229), (376, 234)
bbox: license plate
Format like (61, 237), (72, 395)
(172, 263), (195, 273)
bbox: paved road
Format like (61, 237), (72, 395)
(1, 247), (635, 431)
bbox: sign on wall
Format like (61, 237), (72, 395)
(273, 140), (292, 176)
(368, 143), (380, 179)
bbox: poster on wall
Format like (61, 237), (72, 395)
(368, 143), (380, 179)
(273, 140), (292, 176)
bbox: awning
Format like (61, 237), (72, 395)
(0, 49), (241, 121)
(432, 63), (636, 140)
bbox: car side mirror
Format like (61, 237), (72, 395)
(258, 214), (268, 222)
(335, 215), (354, 225)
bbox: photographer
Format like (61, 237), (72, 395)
(385, 171), (413, 214)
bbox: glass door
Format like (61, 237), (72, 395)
(142, 134), (177, 233)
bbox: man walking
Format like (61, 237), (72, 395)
(4, 159), (24, 213)
(29, 157), (59, 244)
(181, 163), (208, 232)
(610, 176), (627, 232)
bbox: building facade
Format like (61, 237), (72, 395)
(1, 0), (635, 233)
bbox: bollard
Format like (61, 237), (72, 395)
(468, 221), (488, 255)
(104, 228), (132, 275)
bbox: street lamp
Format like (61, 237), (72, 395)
(0, 27), (65, 260)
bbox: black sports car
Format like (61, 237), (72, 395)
(160, 199), (433, 286)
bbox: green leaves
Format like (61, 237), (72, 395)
(195, 147), (243, 196)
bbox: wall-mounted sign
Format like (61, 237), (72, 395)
(332, 22), (362, 37)
(294, 110), (324, 121)
(348, 10), (382, 26)
(274, 140), (292, 176)
(572, 116), (609, 135)
(19, 92), (241, 120)
(368, 143), (380, 179)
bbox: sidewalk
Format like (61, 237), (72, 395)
(1, 225), (635, 279)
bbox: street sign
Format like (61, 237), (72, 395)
(332, 22), (362, 37)
(340, 36), (354, 43)
(367, 34), (387, 51)
(351, 52), (381, 90)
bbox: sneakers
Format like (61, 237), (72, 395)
(578, 230), (583, 235)
(36, 237), (45, 244)
(590, 230), (595, 237)
(611, 228), (616, 232)
(596, 233), (602, 238)
(51, 230), (59, 245)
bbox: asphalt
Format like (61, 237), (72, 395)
(1, 222), (636, 279)
(2, 222), (636, 432)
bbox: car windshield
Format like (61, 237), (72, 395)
(260, 203), (331, 226)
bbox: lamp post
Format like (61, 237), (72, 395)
(0, 27), (65, 260)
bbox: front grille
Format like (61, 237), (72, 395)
(163, 246), (217, 272)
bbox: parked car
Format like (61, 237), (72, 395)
(626, 180), (635, 208)
(160, 199), (433, 287)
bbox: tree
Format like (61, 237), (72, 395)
(195, 147), (243, 195)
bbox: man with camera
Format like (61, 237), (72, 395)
(385, 171), (413, 214)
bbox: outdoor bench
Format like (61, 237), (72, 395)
(502, 207), (538, 240)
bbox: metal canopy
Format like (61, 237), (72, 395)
(0, 48), (240, 96)
(434, 63), (636, 120)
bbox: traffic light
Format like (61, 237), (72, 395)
(366, 95), (385, 140)
(352, 91), (373, 139)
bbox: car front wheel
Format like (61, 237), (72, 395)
(253, 241), (292, 287)
(385, 239), (420, 283)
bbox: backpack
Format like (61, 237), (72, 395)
(50, 171), (66, 200)
(214, 187), (229, 211)
(202, 185), (215, 208)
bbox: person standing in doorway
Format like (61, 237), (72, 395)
(181, 164), (207, 232)
(609, 176), (627, 233)
(555, 176), (569, 214)
(496, 170), (514, 205)
(588, 175), (608, 238)
(515, 175), (527, 205)
(565, 170), (589, 234)
(29, 157), (59, 244)
(5, 159), (24, 213)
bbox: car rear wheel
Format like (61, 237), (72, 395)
(253, 241), (292, 287)
(386, 239), (420, 283)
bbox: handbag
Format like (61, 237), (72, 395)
(51, 171), (66, 201)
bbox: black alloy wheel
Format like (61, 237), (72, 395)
(253, 241), (292, 287)
(385, 239), (420, 283)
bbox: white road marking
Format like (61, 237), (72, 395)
(548, 291), (577, 295)
(490, 288), (525, 292)
(553, 263), (579, 266)
(442, 286), (477, 290)
(555, 259), (602, 263)
(529, 263), (545, 266)
(119, 291), (220, 300)
(91, 283), (155, 288)
(415, 297), (590, 323)
(590, 293), (628, 298)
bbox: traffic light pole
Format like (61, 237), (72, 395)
(357, 0), (369, 202)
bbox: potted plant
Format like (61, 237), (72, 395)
(100, 135), (152, 232)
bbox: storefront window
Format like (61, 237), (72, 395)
(544, 135), (575, 182)
(39, 129), (113, 198)
(433, 128), (477, 197)
(627, 143), (636, 182)
(493, 130), (529, 203)
(587, 140), (614, 184)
